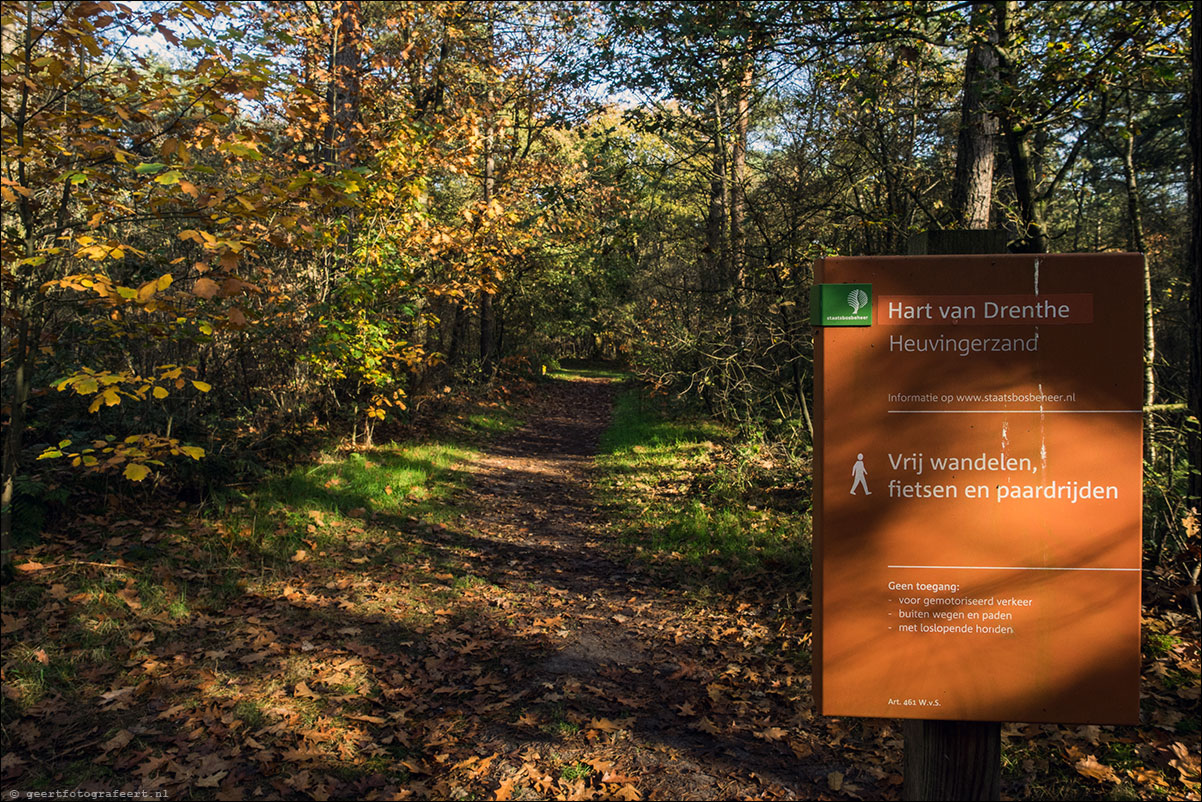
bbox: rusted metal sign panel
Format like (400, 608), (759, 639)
(812, 253), (1143, 724)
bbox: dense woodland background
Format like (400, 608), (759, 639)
(2, 2), (1200, 800)
(1, 2), (1198, 599)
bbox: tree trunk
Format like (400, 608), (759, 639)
(323, 0), (362, 168)
(1188, 0), (1201, 529)
(951, 3), (998, 229)
(728, 60), (753, 417)
(1123, 97), (1156, 461)
(479, 14), (497, 379)
(705, 115), (726, 296)
(479, 125), (496, 376)
(996, 1), (1047, 253)
(2, 5), (37, 571)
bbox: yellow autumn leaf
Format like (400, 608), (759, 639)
(152, 386), (168, 399)
(124, 463), (151, 481)
(192, 380), (212, 392)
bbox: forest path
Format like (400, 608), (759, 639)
(434, 376), (870, 800)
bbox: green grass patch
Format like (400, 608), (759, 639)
(596, 387), (811, 589)
(258, 442), (472, 519)
(548, 362), (630, 382)
(466, 410), (519, 433)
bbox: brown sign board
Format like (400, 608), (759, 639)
(812, 253), (1143, 724)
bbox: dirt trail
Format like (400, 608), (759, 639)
(440, 377), (860, 800)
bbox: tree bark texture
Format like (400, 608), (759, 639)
(1188, 0), (1201, 519)
(951, 3), (998, 229)
(324, 0), (362, 167)
(478, 14), (498, 378)
(728, 63), (753, 375)
(995, 1), (1047, 253)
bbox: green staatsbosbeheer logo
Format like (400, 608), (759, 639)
(810, 283), (873, 326)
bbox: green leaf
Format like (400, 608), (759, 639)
(135, 162), (168, 174)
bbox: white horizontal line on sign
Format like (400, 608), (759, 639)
(886, 409), (1142, 414)
(887, 564), (1140, 572)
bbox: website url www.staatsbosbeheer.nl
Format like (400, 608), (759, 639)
(888, 392), (1078, 405)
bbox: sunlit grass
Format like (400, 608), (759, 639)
(597, 387), (811, 586)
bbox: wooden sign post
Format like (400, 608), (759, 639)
(811, 251), (1144, 799)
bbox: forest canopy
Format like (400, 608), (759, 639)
(1, 0), (1196, 557)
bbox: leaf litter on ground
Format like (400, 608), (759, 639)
(2, 374), (1199, 801)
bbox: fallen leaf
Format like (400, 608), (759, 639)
(790, 739), (813, 758)
(756, 726), (787, 741)
(1, 752), (28, 777)
(1073, 753), (1120, 784)
(827, 771), (844, 791)
(494, 776), (518, 801)
(602, 770), (639, 785)
(197, 770), (229, 788)
(0, 613), (27, 632)
(99, 729), (133, 753)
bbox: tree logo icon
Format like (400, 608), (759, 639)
(810, 283), (872, 327)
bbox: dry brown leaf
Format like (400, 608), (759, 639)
(99, 729), (133, 753)
(603, 771), (639, 785)
(494, 776), (518, 801)
(196, 770), (228, 788)
(827, 771), (844, 791)
(1, 613), (27, 632)
(1073, 753), (1120, 784)
(116, 587), (142, 610)
(193, 277), (219, 299)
